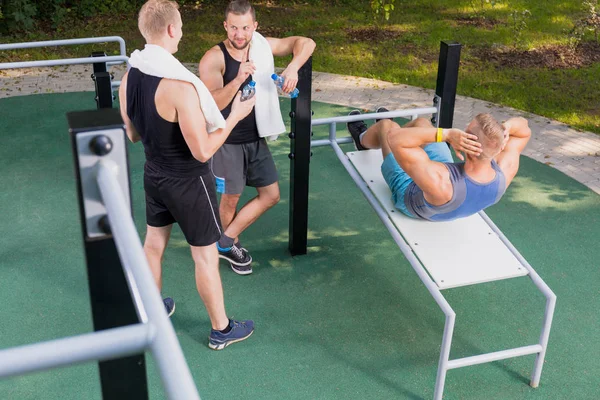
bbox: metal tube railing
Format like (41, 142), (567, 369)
(0, 36), (127, 67)
(311, 107), (437, 126)
(0, 55), (128, 70)
(0, 324), (153, 379)
(95, 159), (201, 400)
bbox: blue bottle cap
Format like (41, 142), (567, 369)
(271, 73), (278, 80)
(249, 80), (256, 87)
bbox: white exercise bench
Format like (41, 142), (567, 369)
(345, 149), (556, 399)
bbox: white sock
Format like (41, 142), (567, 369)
(359, 131), (367, 146)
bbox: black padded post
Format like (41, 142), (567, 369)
(434, 41), (461, 128)
(68, 108), (148, 400)
(288, 57), (312, 256)
(92, 52), (113, 109)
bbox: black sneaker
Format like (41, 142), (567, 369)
(375, 106), (393, 123)
(163, 297), (175, 317)
(347, 110), (367, 151)
(217, 242), (252, 266)
(230, 243), (252, 275)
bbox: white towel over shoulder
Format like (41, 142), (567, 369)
(249, 32), (286, 140)
(128, 44), (225, 133)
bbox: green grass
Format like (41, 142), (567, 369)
(1, 0), (599, 133)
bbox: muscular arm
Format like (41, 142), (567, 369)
(494, 117), (532, 187)
(267, 36), (316, 92)
(173, 81), (252, 162)
(387, 126), (481, 205)
(118, 72), (141, 143)
(199, 46), (253, 110)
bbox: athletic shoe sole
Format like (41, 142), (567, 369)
(230, 262), (253, 275)
(218, 252), (253, 266)
(167, 303), (175, 318)
(208, 330), (254, 350)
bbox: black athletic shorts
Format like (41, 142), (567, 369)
(144, 164), (222, 247)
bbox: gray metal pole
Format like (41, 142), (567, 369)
(96, 160), (201, 400)
(0, 324), (152, 379)
(0, 55), (128, 70)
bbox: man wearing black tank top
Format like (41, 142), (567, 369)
(118, 0), (255, 350)
(199, 0), (315, 275)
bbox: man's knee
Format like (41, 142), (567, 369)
(409, 117), (433, 128)
(220, 193), (241, 211)
(258, 185), (280, 208)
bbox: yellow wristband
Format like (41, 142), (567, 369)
(436, 128), (443, 143)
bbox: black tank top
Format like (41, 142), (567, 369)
(126, 68), (208, 177)
(217, 42), (259, 144)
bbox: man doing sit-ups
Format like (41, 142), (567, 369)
(347, 109), (531, 221)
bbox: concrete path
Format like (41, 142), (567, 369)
(2, 63), (599, 194)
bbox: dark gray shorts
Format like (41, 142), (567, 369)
(210, 139), (278, 195)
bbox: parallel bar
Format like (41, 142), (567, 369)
(311, 137), (352, 147)
(0, 324), (152, 379)
(312, 107), (437, 126)
(0, 36), (126, 56)
(96, 160), (201, 400)
(447, 345), (543, 370)
(0, 55), (128, 70)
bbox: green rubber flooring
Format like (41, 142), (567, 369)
(0, 92), (598, 400)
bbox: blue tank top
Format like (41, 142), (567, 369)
(404, 160), (506, 221)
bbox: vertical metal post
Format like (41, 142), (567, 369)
(68, 109), (149, 400)
(92, 52), (114, 109)
(288, 57), (312, 256)
(433, 313), (456, 400)
(433, 41), (461, 128)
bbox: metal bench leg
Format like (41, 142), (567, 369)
(530, 293), (557, 387)
(434, 312), (456, 400)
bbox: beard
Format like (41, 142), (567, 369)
(229, 38), (251, 51)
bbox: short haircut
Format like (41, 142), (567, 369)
(138, 0), (180, 42)
(472, 113), (504, 159)
(225, 0), (255, 21)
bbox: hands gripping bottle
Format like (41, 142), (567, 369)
(241, 80), (256, 101)
(271, 74), (299, 98)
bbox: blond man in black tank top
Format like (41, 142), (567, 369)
(119, 0), (256, 350)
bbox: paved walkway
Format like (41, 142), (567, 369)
(2, 63), (600, 194)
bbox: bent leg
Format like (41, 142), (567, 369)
(144, 224), (173, 290)
(190, 243), (229, 331)
(224, 181), (280, 239)
(219, 193), (241, 233)
(359, 119), (400, 158)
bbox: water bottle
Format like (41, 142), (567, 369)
(271, 73), (299, 98)
(240, 80), (256, 101)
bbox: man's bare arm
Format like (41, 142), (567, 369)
(495, 117), (532, 186)
(174, 81), (255, 162)
(199, 45), (255, 110)
(267, 36), (316, 92)
(118, 72), (141, 143)
(387, 126), (481, 204)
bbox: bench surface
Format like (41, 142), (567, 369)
(347, 150), (528, 289)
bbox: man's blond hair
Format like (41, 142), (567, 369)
(472, 113), (504, 159)
(138, 0), (180, 42)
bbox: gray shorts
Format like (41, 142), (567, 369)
(210, 139), (278, 195)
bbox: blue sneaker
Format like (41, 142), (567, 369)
(163, 297), (175, 317)
(208, 319), (255, 350)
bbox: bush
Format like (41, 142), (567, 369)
(0, 0), (149, 34)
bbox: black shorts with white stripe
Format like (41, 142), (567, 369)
(144, 165), (222, 247)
